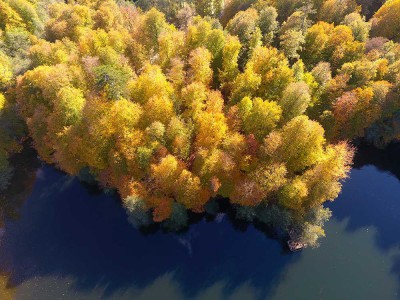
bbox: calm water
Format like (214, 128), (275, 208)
(0, 145), (400, 300)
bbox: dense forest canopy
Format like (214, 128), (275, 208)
(0, 0), (399, 247)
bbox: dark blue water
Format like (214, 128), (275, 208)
(0, 145), (400, 299)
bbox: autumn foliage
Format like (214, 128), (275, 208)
(1, 0), (400, 246)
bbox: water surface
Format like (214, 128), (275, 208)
(0, 145), (400, 299)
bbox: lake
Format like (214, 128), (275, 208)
(0, 144), (400, 300)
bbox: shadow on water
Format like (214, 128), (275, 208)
(0, 158), (300, 299)
(0, 145), (41, 227)
(353, 143), (400, 180)
(330, 142), (400, 250)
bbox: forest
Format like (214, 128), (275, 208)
(0, 0), (399, 247)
